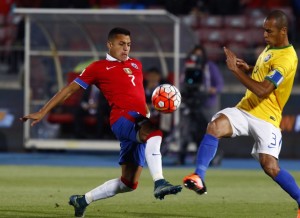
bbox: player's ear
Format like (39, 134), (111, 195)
(281, 26), (287, 35)
(107, 41), (112, 49)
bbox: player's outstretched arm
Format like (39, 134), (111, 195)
(224, 47), (274, 98)
(20, 81), (82, 126)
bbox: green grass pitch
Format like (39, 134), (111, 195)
(0, 165), (299, 218)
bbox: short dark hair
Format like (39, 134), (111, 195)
(108, 27), (131, 40)
(266, 10), (288, 30)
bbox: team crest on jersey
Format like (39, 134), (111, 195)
(264, 53), (272, 62)
(123, 68), (132, 74)
(131, 63), (138, 69)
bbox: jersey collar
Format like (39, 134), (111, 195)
(106, 53), (130, 62)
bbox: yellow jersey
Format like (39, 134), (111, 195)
(237, 44), (298, 128)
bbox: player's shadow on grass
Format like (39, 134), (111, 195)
(0, 209), (213, 218)
(0, 209), (70, 218)
(109, 211), (211, 218)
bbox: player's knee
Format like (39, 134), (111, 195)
(145, 130), (163, 141)
(120, 177), (138, 192)
(207, 116), (232, 138)
(206, 121), (220, 137)
(139, 121), (162, 142)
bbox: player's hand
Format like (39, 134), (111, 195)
(236, 58), (250, 72)
(224, 47), (238, 72)
(20, 112), (45, 127)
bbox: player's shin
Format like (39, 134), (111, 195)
(274, 168), (300, 206)
(195, 134), (219, 180)
(85, 177), (136, 203)
(145, 130), (164, 181)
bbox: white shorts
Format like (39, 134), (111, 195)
(212, 107), (282, 161)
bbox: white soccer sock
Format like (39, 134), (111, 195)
(145, 135), (164, 181)
(85, 178), (132, 204)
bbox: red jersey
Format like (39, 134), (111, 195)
(74, 54), (147, 125)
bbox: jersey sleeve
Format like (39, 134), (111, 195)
(265, 69), (283, 88)
(74, 62), (99, 89)
(265, 56), (291, 88)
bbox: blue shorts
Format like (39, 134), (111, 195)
(111, 111), (146, 167)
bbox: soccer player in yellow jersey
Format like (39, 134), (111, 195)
(183, 10), (300, 217)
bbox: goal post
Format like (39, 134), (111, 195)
(15, 8), (197, 150)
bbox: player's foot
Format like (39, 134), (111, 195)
(183, 173), (207, 195)
(296, 208), (300, 218)
(154, 179), (182, 200)
(69, 195), (88, 217)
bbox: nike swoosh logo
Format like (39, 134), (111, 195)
(152, 153), (161, 156)
(106, 66), (116, 70)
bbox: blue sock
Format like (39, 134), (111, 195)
(274, 169), (300, 206)
(195, 134), (219, 181)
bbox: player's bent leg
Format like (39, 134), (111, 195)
(260, 154), (300, 216)
(144, 130), (164, 181)
(182, 133), (218, 196)
(183, 115), (232, 196)
(139, 124), (182, 200)
(183, 173), (207, 195)
(69, 177), (137, 217)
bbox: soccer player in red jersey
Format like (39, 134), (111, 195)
(21, 27), (182, 217)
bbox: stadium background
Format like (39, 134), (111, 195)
(0, 0), (300, 160)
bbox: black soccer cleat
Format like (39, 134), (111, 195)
(154, 179), (182, 200)
(69, 195), (88, 217)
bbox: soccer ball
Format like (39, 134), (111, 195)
(151, 84), (181, 113)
